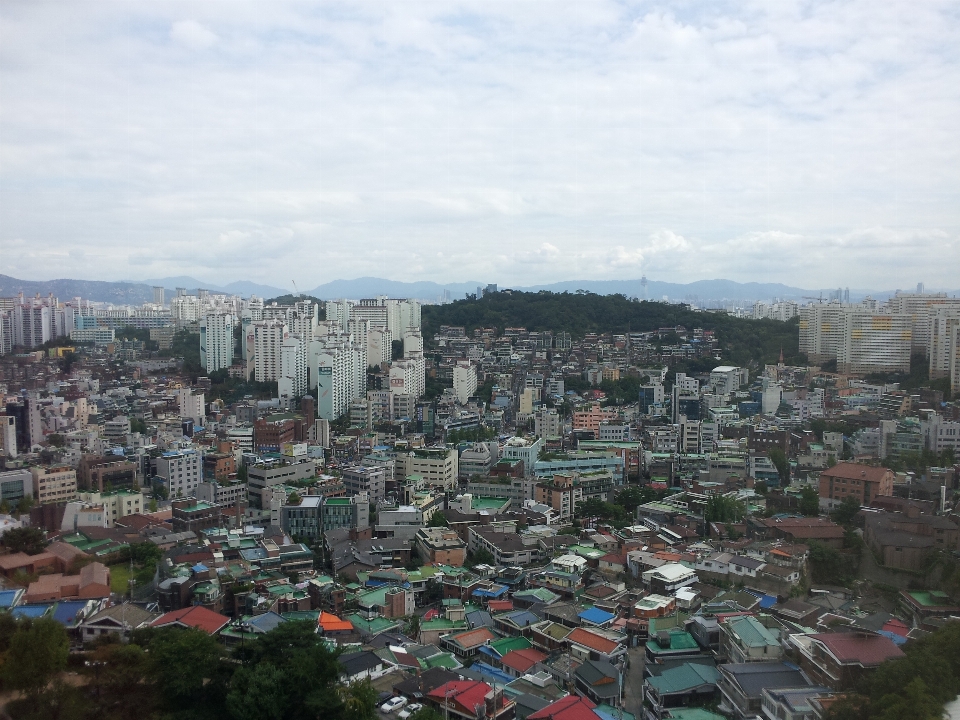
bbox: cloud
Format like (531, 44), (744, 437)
(0, 1), (957, 291)
(170, 20), (218, 50)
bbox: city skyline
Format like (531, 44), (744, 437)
(2, 2), (959, 288)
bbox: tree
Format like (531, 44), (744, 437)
(341, 678), (378, 720)
(754, 480), (768, 495)
(88, 642), (154, 720)
(2, 526), (46, 555)
(1, 617), (70, 706)
(798, 486), (820, 516)
(47, 433), (66, 448)
(468, 548), (495, 567)
(831, 496), (861, 526)
(704, 495), (746, 523)
(768, 448), (790, 485)
(427, 512), (449, 528)
(146, 627), (231, 719)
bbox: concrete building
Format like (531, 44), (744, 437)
(0, 415), (17, 458)
(453, 361), (478, 404)
(837, 309), (912, 374)
(31, 466), (78, 505)
(341, 465), (386, 501)
(534, 408), (561, 439)
(199, 311), (235, 373)
(396, 448), (459, 491)
(254, 319), (288, 383)
(415, 527), (467, 566)
(535, 474), (582, 521)
(156, 449), (202, 499)
(818, 463), (894, 510)
(178, 389), (205, 426)
(928, 308), (960, 379)
(246, 458), (317, 509)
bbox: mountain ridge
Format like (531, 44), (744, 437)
(1, 274), (956, 305)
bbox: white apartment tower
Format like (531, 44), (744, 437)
(929, 308), (960, 380)
(199, 311), (235, 373)
(279, 335), (306, 400)
(453, 361), (478, 404)
(254, 319), (289, 382)
(837, 310), (912, 374)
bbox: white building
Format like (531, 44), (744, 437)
(279, 335), (306, 400)
(254, 319), (288, 383)
(709, 366), (747, 395)
(453, 361), (478, 404)
(837, 309), (912, 374)
(178, 389), (205, 426)
(929, 308), (960, 380)
(535, 408), (561, 438)
(311, 333), (368, 421)
(156, 449), (202, 499)
(200, 311), (235, 373)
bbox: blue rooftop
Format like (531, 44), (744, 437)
(52, 601), (90, 627)
(11, 604), (50, 619)
(469, 661), (514, 686)
(192, 563), (209, 573)
(503, 610), (539, 628)
(0, 589), (22, 608)
(579, 606), (616, 625)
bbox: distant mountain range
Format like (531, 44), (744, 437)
(1, 273), (956, 305)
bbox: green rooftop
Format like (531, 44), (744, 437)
(472, 496), (511, 510)
(908, 590), (955, 607)
(325, 497), (352, 505)
(345, 614), (400, 634)
(646, 630), (700, 654)
(490, 636), (532, 656)
(180, 501), (215, 512)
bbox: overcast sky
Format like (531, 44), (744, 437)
(1, 1), (958, 290)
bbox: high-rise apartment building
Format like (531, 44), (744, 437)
(885, 292), (960, 353)
(837, 310), (912, 374)
(199, 311), (235, 373)
(254, 319), (288, 382)
(929, 308), (960, 380)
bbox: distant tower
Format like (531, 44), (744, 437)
(917, 282), (925, 294)
(844, 287), (850, 303)
(641, 276), (648, 301)
(152, 286), (165, 306)
(779, 347), (785, 365)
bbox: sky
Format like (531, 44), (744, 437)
(1, 1), (959, 290)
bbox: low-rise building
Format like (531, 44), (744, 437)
(31, 466), (78, 504)
(415, 527), (467, 566)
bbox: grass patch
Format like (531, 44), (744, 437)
(108, 562), (132, 594)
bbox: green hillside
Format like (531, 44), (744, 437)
(422, 291), (802, 368)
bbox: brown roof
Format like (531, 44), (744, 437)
(0, 551), (57, 571)
(80, 561), (110, 588)
(812, 631), (904, 666)
(448, 627), (496, 650)
(820, 463), (891, 482)
(46, 541), (87, 564)
(151, 606), (230, 635)
(566, 628), (619, 654)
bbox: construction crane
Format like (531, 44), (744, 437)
(292, 280), (304, 298)
(802, 293), (825, 303)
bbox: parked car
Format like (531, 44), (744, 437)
(398, 704), (423, 719)
(380, 697), (408, 714)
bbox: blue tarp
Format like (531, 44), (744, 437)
(52, 600), (89, 627)
(11, 604), (50, 619)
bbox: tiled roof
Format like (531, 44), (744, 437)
(427, 680), (494, 715)
(528, 695), (601, 720)
(448, 627), (496, 650)
(318, 611), (354, 632)
(811, 631), (905, 666)
(500, 647), (547, 673)
(567, 628), (619, 654)
(151, 605), (230, 635)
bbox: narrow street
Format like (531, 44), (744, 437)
(623, 644), (646, 720)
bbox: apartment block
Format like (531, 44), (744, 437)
(31, 466), (78, 504)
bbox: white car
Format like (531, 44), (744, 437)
(398, 704), (423, 719)
(380, 697), (408, 714)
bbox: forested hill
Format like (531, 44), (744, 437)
(422, 291), (802, 368)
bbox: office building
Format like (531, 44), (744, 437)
(453, 361), (478, 404)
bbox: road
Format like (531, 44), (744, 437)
(623, 644), (646, 720)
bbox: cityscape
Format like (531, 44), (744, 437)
(2, 2), (960, 720)
(0, 279), (959, 720)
